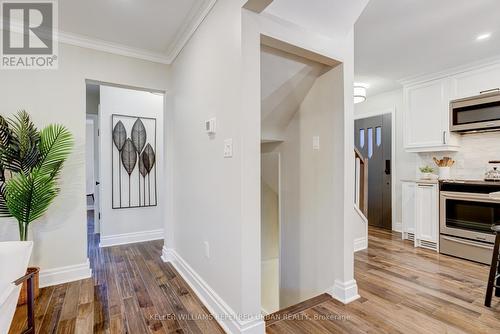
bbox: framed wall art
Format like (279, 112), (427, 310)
(112, 114), (157, 209)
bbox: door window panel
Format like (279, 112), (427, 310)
(367, 127), (373, 158)
(376, 126), (382, 147)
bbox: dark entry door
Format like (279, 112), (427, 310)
(354, 114), (392, 230)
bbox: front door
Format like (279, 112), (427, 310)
(354, 114), (392, 230)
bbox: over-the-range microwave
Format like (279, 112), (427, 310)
(450, 89), (500, 132)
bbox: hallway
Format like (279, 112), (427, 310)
(9, 212), (224, 333)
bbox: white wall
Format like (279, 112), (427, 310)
(354, 89), (416, 233)
(99, 86), (165, 244)
(170, 0), (246, 322)
(168, 1), (364, 331)
(0, 43), (169, 286)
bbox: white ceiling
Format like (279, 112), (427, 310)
(265, 0), (369, 38)
(355, 0), (500, 96)
(57, 0), (215, 63)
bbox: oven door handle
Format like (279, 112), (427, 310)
(442, 235), (493, 250)
(489, 191), (500, 200)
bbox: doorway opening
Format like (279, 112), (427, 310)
(85, 83), (101, 257)
(354, 113), (393, 230)
(85, 80), (165, 252)
(260, 37), (342, 314)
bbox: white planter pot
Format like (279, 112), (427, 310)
(421, 172), (432, 180)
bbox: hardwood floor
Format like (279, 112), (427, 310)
(11, 218), (500, 333)
(9, 211), (224, 334)
(265, 227), (500, 333)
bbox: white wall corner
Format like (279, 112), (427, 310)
(353, 237), (367, 252)
(393, 222), (402, 233)
(329, 279), (360, 304)
(161, 247), (266, 334)
(39, 258), (92, 288)
(99, 229), (164, 248)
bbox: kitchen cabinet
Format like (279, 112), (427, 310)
(414, 182), (439, 250)
(451, 63), (500, 99)
(401, 181), (439, 251)
(404, 79), (460, 152)
(401, 181), (416, 241)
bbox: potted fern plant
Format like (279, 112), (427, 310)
(0, 111), (73, 304)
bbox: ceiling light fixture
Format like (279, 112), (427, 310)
(354, 83), (368, 104)
(476, 33), (492, 41)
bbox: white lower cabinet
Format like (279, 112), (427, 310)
(402, 181), (439, 251)
(401, 182), (416, 240)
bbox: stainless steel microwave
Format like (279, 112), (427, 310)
(450, 89), (500, 132)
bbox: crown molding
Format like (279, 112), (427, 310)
(1, 0), (218, 65)
(165, 0), (217, 63)
(57, 31), (171, 64)
(399, 55), (500, 87)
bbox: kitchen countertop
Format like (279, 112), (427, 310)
(401, 178), (439, 184)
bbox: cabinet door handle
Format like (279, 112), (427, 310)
(442, 131), (447, 145)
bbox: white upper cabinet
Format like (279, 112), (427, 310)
(451, 63), (500, 99)
(404, 79), (460, 152)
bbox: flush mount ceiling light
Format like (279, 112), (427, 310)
(476, 33), (492, 41)
(354, 83), (368, 104)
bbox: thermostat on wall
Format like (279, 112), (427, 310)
(205, 118), (216, 134)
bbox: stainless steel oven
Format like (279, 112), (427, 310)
(439, 181), (500, 264)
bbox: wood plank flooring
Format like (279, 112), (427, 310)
(265, 227), (500, 333)
(9, 211), (224, 334)
(10, 217), (500, 333)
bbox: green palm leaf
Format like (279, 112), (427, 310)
(0, 111), (40, 174)
(0, 112), (73, 240)
(37, 124), (73, 178)
(5, 170), (59, 240)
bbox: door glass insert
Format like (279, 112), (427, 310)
(359, 128), (365, 148)
(376, 126), (382, 147)
(367, 127), (373, 158)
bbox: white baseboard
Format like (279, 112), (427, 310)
(353, 237), (367, 252)
(162, 247), (265, 334)
(99, 229), (164, 248)
(393, 222), (402, 232)
(39, 258), (92, 288)
(329, 279), (360, 304)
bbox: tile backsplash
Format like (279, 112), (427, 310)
(417, 131), (500, 180)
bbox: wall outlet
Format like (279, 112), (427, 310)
(204, 241), (210, 259)
(313, 136), (320, 150)
(224, 138), (233, 158)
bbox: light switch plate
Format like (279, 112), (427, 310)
(313, 136), (320, 150)
(204, 241), (210, 259)
(224, 138), (233, 158)
(205, 118), (216, 134)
